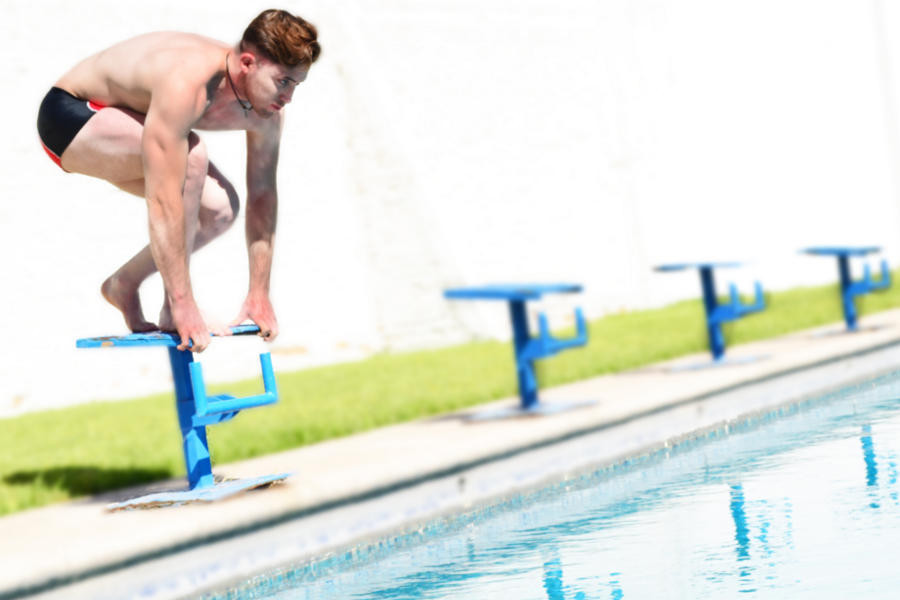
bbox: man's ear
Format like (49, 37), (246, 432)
(239, 52), (256, 73)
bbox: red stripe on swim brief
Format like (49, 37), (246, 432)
(40, 141), (69, 172)
(41, 141), (63, 167)
(87, 99), (106, 111)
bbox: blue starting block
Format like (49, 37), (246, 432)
(801, 246), (891, 331)
(655, 262), (766, 364)
(444, 284), (592, 418)
(77, 325), (289, 508)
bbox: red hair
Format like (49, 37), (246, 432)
(242, 9), (320, 67)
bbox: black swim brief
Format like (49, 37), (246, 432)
(37, 87), (106, 170)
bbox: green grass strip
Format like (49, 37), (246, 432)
(2, 274), (899, 516)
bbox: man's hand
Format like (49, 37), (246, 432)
(230, 294), (279, 342)
(172, 298), (211, 352)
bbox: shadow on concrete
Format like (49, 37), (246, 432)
(4, 466), (172, 497)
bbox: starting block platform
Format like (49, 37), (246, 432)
(77, 325), (290, 509)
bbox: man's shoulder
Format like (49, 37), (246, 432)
(106, 31), (226, 60)
(144, 36), (226, 99)
(144, 33), (226, 71)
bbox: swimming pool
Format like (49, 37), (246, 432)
(200, 370), (900, 599)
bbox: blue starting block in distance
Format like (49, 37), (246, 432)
(444, 283), (592, 418)
(77, 324), (289, 509)
(801, 246), (891, 331)
(655, 262), (766, 365)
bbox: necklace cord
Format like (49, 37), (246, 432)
(225, 53), (253, 115)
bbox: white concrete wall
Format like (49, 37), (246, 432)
(3, 0), (900, 415)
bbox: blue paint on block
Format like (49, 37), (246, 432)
(76, 324), (261, 348)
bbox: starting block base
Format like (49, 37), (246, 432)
(107, 473), (291, 511)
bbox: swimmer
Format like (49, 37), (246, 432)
(37, 9), (320, 351)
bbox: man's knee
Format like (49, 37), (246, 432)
(186, 132), (209, 179)
(218, 178), (240, 226)
(200, 176), (239, 236)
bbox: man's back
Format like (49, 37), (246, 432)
(56, 32), (227, 116)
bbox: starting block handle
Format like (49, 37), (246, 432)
(189, 353), (278, 417)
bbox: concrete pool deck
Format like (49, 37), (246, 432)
(6, 311), (900, 599)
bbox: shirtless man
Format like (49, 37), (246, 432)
(37, 9), (320, 352)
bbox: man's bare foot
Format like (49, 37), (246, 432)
(159, 303), (227, 337)
(101, 275), (157, 333)
(204, 315), (231, 337)
(158, 302), (175, 333)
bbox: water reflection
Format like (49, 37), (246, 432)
(539, 548), (604, 600)
(861, 424), (880, 509)
(608, 573), (624, 600)
(541, 557), (564, 599)
(215, 393), (900, 599)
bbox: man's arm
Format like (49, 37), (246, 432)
(142, 79), (211, 351)
(230, 120), (282, 340)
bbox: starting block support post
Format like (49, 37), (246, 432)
(168, 347), (214, 489)
(77, 325), (287, 506)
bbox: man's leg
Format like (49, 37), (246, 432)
(60, 107), (239, 332)
(103, 162), (239, 333)
(157, 161), (239, 332)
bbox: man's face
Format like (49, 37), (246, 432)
(245, 56), (309, 118)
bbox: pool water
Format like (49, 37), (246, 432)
(202, 371), (900, 599)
